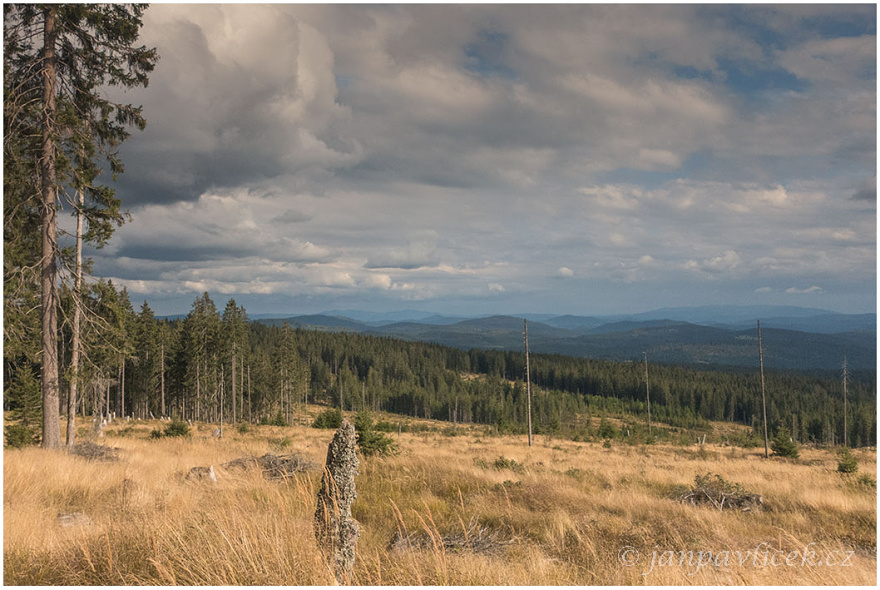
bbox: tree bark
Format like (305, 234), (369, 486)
(40, 6), (62, 449)
(231, 344), (236, 424)
(524, 319), (532, 447)
(758, 320), (769, 459)
(66, 190), (84, 448)
(160, 341), (165, 416)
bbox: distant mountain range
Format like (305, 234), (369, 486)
(255, 305), (876, 372)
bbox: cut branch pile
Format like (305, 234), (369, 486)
(391, 516), (518, 554)
(678, 473), (763, 512)
(222, 452), (318, 480)
(69, 441), (120, 462)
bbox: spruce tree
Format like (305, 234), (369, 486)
(3, 4), (157, 448)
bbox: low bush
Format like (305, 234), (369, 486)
(597, 417), (618, 439)
(163, 418), (191, 438)
(268, 411), (289, 427)
(837, 447), (858, 474)
(354, 410), (397, 456)
(4, 423), (38, 448)
(312, 408), (342, 429)
(770, 427), (799, 459)
(374, 420), (396, 433)
(493, 455), (524, 473)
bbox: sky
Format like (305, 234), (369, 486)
(82, 3), (876, 317)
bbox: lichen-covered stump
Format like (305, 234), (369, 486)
(314, 419), (360, 583)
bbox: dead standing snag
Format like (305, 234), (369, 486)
(314, 419), (360, 583)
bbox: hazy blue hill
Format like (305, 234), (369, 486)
(629, 304), (844, 324)
(259, 315), (368, 331)
(321, 309), (437, 324)
(418, 314), (472, 325)
(542, 315), (606, 330)
(717, 313), (876, 334)
(448, 316), (572, 339)
(585, 319), (688, 335)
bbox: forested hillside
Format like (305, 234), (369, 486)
(5, 289), (875, 448)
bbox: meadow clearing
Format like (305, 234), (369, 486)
(3, 409), (876, 585)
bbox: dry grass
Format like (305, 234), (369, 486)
(3, 412), (876, 585)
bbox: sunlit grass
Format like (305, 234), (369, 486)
(4, 410), (876, 585)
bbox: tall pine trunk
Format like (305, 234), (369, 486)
(66, 190), (84, 447)
(40, 7), (62, 449)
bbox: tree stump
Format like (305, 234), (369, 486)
(314, 419), (360, 583)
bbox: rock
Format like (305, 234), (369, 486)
(186, 465), (217, 482)
(57, 512), (92, 527)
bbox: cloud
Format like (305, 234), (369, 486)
(777, 35), (875, 85)
(852, 177), (876, 202)
(272, 208), (313, 224)
(81, 5), (874, 315)
(112, 5), (361, 206)
(364, 231), (441, 269)
(785, 286), (824, 294)
(555, 267), (574, 278)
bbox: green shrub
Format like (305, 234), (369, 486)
(353, 410), (397, 456)
(597, 417), (617, 439)
(238, 423), (251, 434)
(268, 411), (288, 427)
(837, 447), (859, 474)
(149, 428), (163, 439)
(163, 418), (191, 438)
(374, 420), (396, 433)
(4, 423), (38, 448)
(473, 458), (490, 470)
(312, 408), (342, 429)
(855, 473), (876, 489)
(770, 427), (799, 459)
(493, 455), (523, 472)
(269, 437), (292, 451)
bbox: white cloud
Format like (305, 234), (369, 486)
(361, 273), (393, 290)
(785, 286), (824, 294)
(555, 267), (574, 278)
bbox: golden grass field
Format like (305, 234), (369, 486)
(3, 409), (877, 585)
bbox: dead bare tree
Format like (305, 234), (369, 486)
(643, 351), (652, 439)
(842, 356), (848, 447)
(758, 320), (769, 459)
(523, 318), (532, 447)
